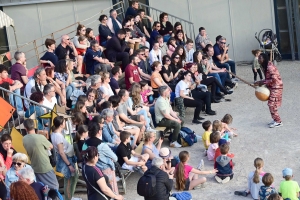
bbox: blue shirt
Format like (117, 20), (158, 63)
(40, 51), (58, 67)
(85, 48), (102, 75)
(125, 7), (137, 18)
(213, 43), (225, 62)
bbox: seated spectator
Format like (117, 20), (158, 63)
(202, 120), (212, 153)
(0, 64), (24, 116)
(159, 12), (173, 42)
(110, 66), (121, 95)
(213, 36), (237, 80)
(174, 30), (186, 46)
(142, 131), (163, 169)
(172, 22), (188, 42)
(150, 22), (161, 48)
(40, 38), (58, 67)
(44, 66), (66, 106)
(51, 116), (79, 200)
(184, 39), (195, 63)
(154, 86), (183, 148)
(117, 89), (145, 144)
(140, 81), (154, 106)
(137, 47), (152, 81)
(85, 89), (98, 115)
(161, 55), (176, 91)
(85, 40), (113, 75)
(101, 108), (121, 149)
(106, 29), (131, 71)
(5, 153), (33, 199)
(144, 157), (174, 200)
(98, 14), (113, 47)
(149, 41), (162, 65)
(158, 147), (178, 174)
(107, 9), (122, 35)
(25, 92), (49, 133)
(175, 71), (203, 124)
(55, 34), (78, 61)
(214, 139), (234, 162)
(214, 143), (234, 184)
(10, 181), (39, 200)
(73, 101), (88, 124)
(54, 60), (75, 101)
(124, 15), (149, 48)
(24, 67), (47, 109)
(156, 35), (168, 57)
(0, 154), (6, 200)
(279, 168), (300, 200)
(85, 28), (97, 44)
(88, 75), (107, 106)
(116, 131), (149, 172)
(0, 134), (16, 171)
(134, 13), (150, 38)
(124, 27), (140, 50)
(245, 158), (265, 199)
(175, 151), (217, 191)
(167, 37), (177, 57)
(75, 125), (89, 153)
(259, 173), (277, 200)
(170, 52), (185, 80)
(42, 84), (58, 110)
(18, 167), (44, 200)
(125, 0), (139, 18)
(73, 24), (90, 74)
(67, 58), (87, 90)
(81, 146), (124, 200)
(125, 54), (142, 90)
(267, 194), (283, 200)
(175, 45), (186, 66)
(83, 119), (119, 194)
(100, 72), (114, 99)
(151, 61), (170, 97)
(195, 27), (212, 51)
(22, 119), (59, 190)
(10, 51), (28, 91)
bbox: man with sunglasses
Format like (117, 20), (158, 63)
(213, 36), (238, 82)
(55, 34), (78, 61)
(137, 48), (152, 81)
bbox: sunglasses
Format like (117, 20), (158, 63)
(165, 59), (170, 61)
(220, 42), (226, 44)
(139, 53), (145, 56)
(174, 57), (180, 59)
(156, 26), (161, 27)
(66, 38), (70, 40)
(12, 162), (23, 167)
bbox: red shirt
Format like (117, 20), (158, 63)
(0, 77), (14, 85)
(214, 148), (235, 162)
(125, 64), (141, 89)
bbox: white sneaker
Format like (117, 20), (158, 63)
(17, 110), (25, 117)
(197, 159), (204, 171)
(269, 121), (283, 128)
(231, 78), (239, 82)
(222, 176), (231, 184)
(71, 198), (82, 200)
(146, 127), (157, 132)
(268, 120), (275, 125)
(170, 141), (182, 148)
(215, 176), (222, 183)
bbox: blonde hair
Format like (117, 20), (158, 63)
(253, 157), (264, 184)
(12, 153), (28, 163)
(144, 131), (155, 142)
(221, 114), (233, 125)
(212, 120), (222, 132)
(130, 83), (142, 107)
(100, 71), (110, 82)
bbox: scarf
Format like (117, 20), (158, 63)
(111, 17), (121, 35)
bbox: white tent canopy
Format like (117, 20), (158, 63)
(0, 10), (14, 28)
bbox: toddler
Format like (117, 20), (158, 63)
(259, 173), (277, 200)
(213, 120), (230, 142)
(140, 81), (154, 105)
(279, 168), (300, 200)
(221, 114), (238, 137)
(207, 131), (221, 161)
(76, 36), (88, 56)
(251, 49), (263, 82)
(214, 143), (234, 184)
(214, 139), (234, 162)
(202, 120), (212, 154)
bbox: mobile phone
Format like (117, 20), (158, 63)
(159, 131), (164, 139)
(226, 44), (230, 47)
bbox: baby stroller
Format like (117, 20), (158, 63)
(255, 29), (282, 62)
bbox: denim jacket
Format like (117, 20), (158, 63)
(5, 165), (33, 198)
(102, 122), (118, 144)
(82, 138), (117, 171)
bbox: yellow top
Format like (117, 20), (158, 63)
(202, 131), (211, 149)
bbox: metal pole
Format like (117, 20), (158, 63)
(33, 40), (41, 66)
(285, 0), (295, 60)
(11, 26), (19, 50)
(292, 0), (300, 60)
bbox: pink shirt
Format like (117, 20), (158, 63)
(207, 143), (218, 161)
(176, 164), (193, 179)
(141, 89), (150, 103)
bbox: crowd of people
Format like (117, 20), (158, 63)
(0, 1), (289, 200)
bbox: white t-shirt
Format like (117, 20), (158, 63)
(175, 80), (190, 98)
(43, 96), (58, 110)
(100, 85), (114, 97)
(51, 132), (73, 155)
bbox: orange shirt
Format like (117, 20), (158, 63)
(151, 71), (163, 89)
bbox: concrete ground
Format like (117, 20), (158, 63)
(77, 60), (300, 200)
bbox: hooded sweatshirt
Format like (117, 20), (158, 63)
(214, 155), (233, 177)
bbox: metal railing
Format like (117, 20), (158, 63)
(0, 1), (126, 68)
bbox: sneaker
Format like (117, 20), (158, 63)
(146, 127), (157, 132)
(268, 120), (275, 125)
(215, 176), (222, 183)
(269, 121), (283, 128)
(231, 78), (239, 82)
(170, 141), (182, 148)
(71, 198), (82, 200)
(222, 176), (231, 184)
(197, 159), (204, 171)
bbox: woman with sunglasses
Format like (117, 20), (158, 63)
(82, 146), (124, 200)
(98, 14), (113, 47)
(5, 153), (33, 199)
(161, 55), (176, 91)
(170, 52), (185, 81)
(150, 21), (161, 48)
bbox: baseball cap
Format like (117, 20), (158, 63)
(282, 168), (293, 177)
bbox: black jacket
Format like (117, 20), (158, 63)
(106, 36), (129, 62)
(144, 166), (172, 200)
(159, 21), (173, 36)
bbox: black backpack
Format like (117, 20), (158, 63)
(137, 169), (160, 197)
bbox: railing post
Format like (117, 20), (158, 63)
(33, 40), (41, 66)
(51, 33), (55, 40)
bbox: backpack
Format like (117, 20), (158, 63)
(180, 127), (197, 146)
(137, 169), (160, 197)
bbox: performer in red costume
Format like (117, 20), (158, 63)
(255, 53), (283, 128)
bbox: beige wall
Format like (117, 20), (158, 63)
(3, 0), (112, 68)
(149, 0), (276, 62)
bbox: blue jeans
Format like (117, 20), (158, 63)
(66, 83), (76, 100)
(149, 106), (156, 127)
(9, 88), (23, 112)
(163, 34), (171, 42)
(138, 109), (150, 129)
(214, 60), (236, 77)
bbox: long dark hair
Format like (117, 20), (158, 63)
(81, 146), (98, 162)
(175, 45), (186, 61)
(259, 53), (269, 75)
(193, 51), (201, 63)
